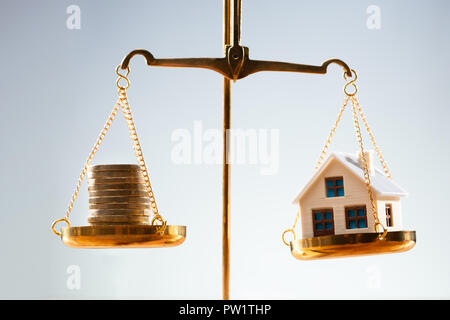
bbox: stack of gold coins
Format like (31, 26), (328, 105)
(87, 164), (151, 225)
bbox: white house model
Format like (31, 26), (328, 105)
(293, 151), (408, 239)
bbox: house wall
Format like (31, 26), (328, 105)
(298, 159), (400, 238)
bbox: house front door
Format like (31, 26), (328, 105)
(312, 209), (335, 237)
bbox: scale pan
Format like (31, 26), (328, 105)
(60, 225), (186, 248)
(290, 230), (415, 260)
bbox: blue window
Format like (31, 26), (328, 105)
(312, 209), (334, 236)
(346, 206), (368, 230)
(325, 177), (344, 197)
(327, 188), (335, 197)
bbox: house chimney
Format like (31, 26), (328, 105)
(357, 150), (375, 176)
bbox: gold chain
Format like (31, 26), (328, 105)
(350, 98), (386, 239)
(51, 98), (122, 236)
(351, 96), (392, 179)
(313, 95), (351, 172)
(284, 95), (351, 243)
(117, 88), (166, 228)
(282, 69), (388, 245)
(52, 66), (166, 236)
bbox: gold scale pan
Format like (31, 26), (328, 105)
(60, 164), (186, 248)
(289, 231), (416, 261)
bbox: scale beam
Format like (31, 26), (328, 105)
(120, 47), (352, 81)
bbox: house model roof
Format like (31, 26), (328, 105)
(292, 151), (408, 204)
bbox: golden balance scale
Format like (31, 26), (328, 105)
(51, 0), (416, 300)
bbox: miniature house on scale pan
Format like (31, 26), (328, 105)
(293, 151), (408, 239)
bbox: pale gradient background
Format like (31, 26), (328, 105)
(0, 0), (449, 299)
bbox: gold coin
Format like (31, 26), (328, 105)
(87, 171), (145, 179)
(89, 203), (151, 210)
(88, 215), (149, 224)
(88, 221), (149, 226)
(88, 177), (145, 185)
(89, 208), (151, 216)
(89, 196), (150, 204)
(88, 213), (150, 219)
(88, 214), (149, 221)
(89, 164), (141, 172)
(88, 183), (147, 191)
(88, 190), (149, 197)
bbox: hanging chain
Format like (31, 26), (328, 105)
(117, 87), (166, 230)
(286, 79), (354, 241)
(51, 65), (166, 237)
(313, 95), (351, 172)
(51, 98), (122, 236)
(282, 88), (352, 245)
(282, 69), (388, 245)
(283, 96), (351, 245)
(282, 209), (298, 246)
(351, 96), (392, 179)
(350, 98), (387, 239)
